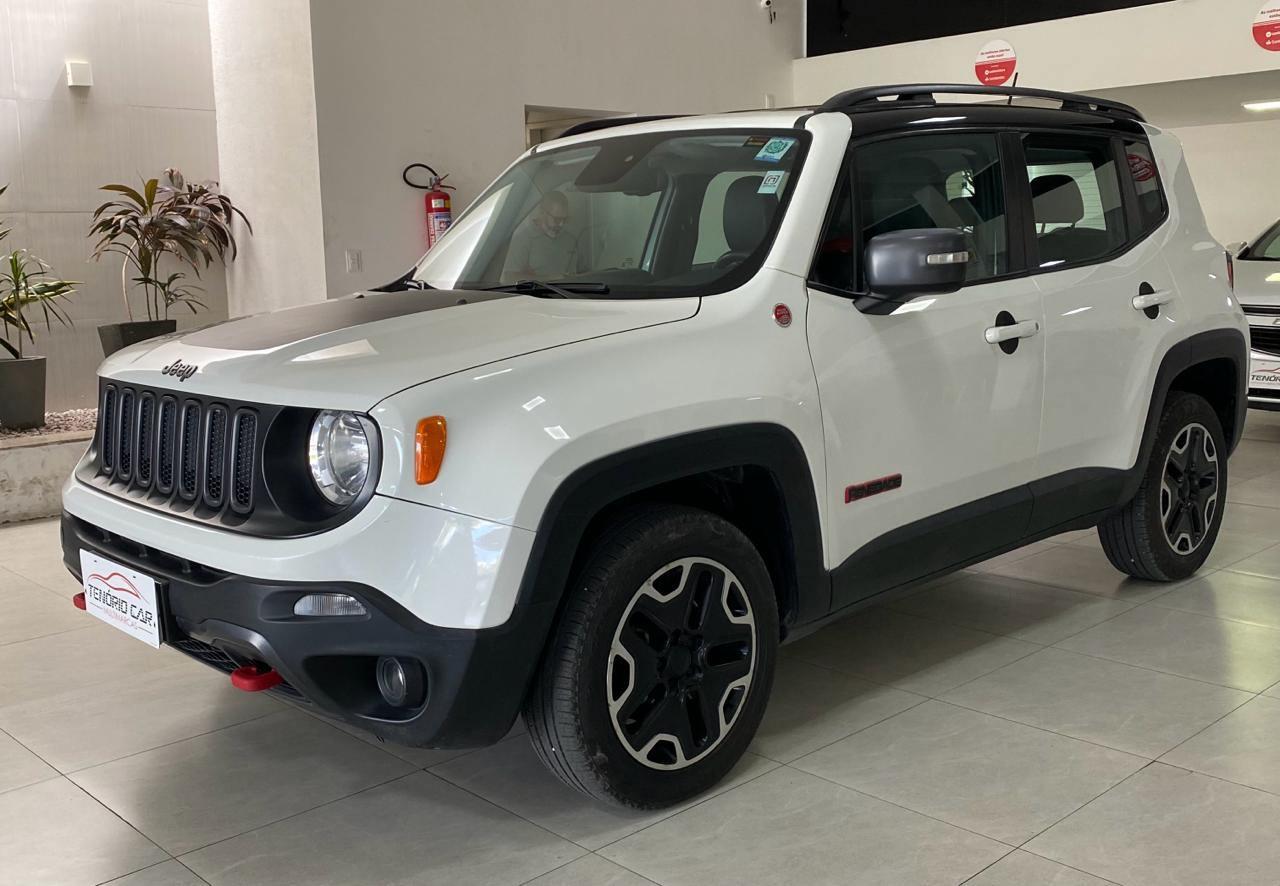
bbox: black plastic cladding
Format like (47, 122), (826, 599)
(77, 378), (379, 538)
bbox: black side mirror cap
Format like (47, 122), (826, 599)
(858, 228), (969, 315)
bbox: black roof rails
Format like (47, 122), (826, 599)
(818, 84), (1144, 122)
(559, 114), (688, 139)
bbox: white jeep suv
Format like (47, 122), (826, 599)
(62, 85), (1248, 809)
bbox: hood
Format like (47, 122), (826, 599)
(1235, 258), (1280, 308)
(98, 289), (699, 410)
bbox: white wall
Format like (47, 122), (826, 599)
(208, 0), (327, 315)
(1170, 119), (1280, 245)
(794, 0), (1280, 103)
(0, 0), (224, 411)
(308, 0), (802, 297)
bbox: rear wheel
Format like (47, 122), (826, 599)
(1099, 391), (1226, 581)
(524, 505), (778, 808)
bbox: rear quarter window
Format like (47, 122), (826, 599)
(1123, 140), (1167, 238)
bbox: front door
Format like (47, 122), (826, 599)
(806, 130), (1046, 610)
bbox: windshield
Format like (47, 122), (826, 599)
(1244, 222), (1280, 261)
(411, 129), (807, 297)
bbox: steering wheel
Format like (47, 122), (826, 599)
(714, 251), (752, 271)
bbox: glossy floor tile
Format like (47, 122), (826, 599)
(0, 777), (167, 886)
(943, 646), (1252, 758)
(181, 772), (584, 886)
(1056, 604), (1280, 692)
(70, 710), (415, 854)
(600, 767), (1008, 886)
(1160, 695), (1280, 795)
(1027, 763), (1280, 886)
(792, 700), (1143, 844)
(2, 409), (1279, 884)
(784, 606), (1040, 697)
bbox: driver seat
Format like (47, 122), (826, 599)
(719, 176), (778, 266)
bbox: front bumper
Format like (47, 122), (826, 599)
(61, 513), (556, 748)
(1249, 349), (1280, 411)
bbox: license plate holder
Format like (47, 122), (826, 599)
(79, 550), (164, 649)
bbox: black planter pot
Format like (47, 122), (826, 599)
(0, 356), (47, 430)
(98, 320), (177, 357)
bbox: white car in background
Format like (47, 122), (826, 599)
(1230, 221), (1280, 410)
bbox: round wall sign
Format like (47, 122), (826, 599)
(1255, 4), (1280, 51)
(975, 39), (1017, 86)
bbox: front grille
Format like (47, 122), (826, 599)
(1249, 324), (1280, 357)
(96, 383), (262, 520)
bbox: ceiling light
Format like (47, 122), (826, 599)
(1242, 99), (1280, 112)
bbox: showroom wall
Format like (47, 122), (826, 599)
(0, 0), (225, 411)
(307, 0), (803, 298)
(1172, 119), (1280, 244)
(207, 0), (326, 315)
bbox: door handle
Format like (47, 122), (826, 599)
(984, 320), (1040, 345)
(1132, 290), (1173, 311)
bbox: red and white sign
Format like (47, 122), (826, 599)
(1256, 4), (1280, 51)
(80, 550), (161, 648)
(975, 40), (1017, 86)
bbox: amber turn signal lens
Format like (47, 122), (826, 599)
(415, 416), (447, 485)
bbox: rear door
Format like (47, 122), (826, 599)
(806, 129), (1046, 610)
(1023, 131), (1176, 532)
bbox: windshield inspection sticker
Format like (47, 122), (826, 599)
(758, 171), (785, 195)
(755, 137), (796, 163)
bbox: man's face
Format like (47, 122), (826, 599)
(539, 203), (569, 239)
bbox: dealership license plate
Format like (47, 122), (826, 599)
(79, 551), (162, 648)
(1253, 363), (1280, 390)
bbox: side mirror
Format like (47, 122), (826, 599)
(1226, 241), (1247, 257)
(865, 228), (969, 303)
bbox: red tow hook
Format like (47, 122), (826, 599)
(72, 592), (86, 610)
(230, 664), (283, 692)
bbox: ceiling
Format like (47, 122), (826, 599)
(1087, 70), (1280, 129)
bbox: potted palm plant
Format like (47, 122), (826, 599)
(0, 189), (78, 430)
(90, 168), (250, 356)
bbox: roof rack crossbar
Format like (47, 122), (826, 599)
(818, 84), (1144, 122)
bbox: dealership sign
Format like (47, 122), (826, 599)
(1256, 4), (1280, 51)
(975, 40), (1017, 86)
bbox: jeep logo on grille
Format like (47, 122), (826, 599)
(161, 359), (198, 382)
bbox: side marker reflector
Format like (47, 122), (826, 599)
(415, 415), (448, 485)
(230, 664), (283, 692)
(73, 592), (86, 610)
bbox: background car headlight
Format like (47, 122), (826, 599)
(308, 410), (375, 505)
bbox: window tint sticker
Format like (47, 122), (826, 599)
(755, 137), (797, 163)
(758, 171), (785, 195)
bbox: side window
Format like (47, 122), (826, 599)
(810, 169), (855, 292)
(856, 132), (1009, 284)
(1023, 134), (1126, 269)
(1123, 139), (1167, 238)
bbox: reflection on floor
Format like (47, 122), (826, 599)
(2, 412), (1280, 885)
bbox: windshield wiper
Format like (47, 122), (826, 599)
(369, 268), (434, 292)
(479, 280), (610, 299)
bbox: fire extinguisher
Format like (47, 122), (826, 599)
(402, 162), (455, 249)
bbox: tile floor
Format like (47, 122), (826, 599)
(2, 411), (1279, 885)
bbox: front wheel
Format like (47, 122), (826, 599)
(524, 505), (778, 809)
(1099, 391), (1227, 581)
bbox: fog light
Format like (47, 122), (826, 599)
(376, 656), (425, 708)
(293, 593), (367, 617)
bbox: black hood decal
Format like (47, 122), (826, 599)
(180, 289), (516, 351)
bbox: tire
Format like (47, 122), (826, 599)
(524, 504), (778, 809)
(1099, 391), (1227, 581)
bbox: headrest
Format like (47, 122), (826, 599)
(723, 176), (778, 253)
(1030, 174), (1085, 225)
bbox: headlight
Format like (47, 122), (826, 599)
(308, 410), (375, 505)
